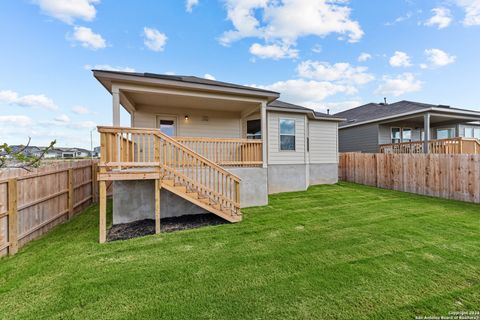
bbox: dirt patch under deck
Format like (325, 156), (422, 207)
(107, 214), (228, 241)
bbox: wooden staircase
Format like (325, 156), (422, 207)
(161, 179), (241, 223)
(97, 127), (242, 240)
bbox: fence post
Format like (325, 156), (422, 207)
(68, 168), (74, 219)
(91, 162), (97, 203)
(8, 178), (18, 255)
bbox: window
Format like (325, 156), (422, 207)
(391, 128), (401, 143)
(247, 119), (261, 139)
(402, 128), (412, 142)
(465, 127), (474, 138)
(279, 119), (295, 151)
(436, 128), (454, 140)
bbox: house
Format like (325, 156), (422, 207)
(56, 148), (91, 158)
(93, 70), (344, 242)
(335, 100), (480, 154)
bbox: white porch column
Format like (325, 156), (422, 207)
(112, 86), (120, 126)
(261, 101), (268, 168)
(423, 112), (430, 153)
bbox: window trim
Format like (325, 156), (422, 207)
(279, 118), (296, 152)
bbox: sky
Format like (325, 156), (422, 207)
(1, 0), (480, 149)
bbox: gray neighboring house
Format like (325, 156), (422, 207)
(335, 100), (480, 153)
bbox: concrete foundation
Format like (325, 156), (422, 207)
(309, 163), (338, 185)
(112, 180), (207, 225)
(227, 167), (268, 207)
(267, 164), (308, 194)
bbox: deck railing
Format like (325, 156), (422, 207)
(97, 126), (241, 215)
(175, 137), (263, 167)
(379, 137), (480, 154)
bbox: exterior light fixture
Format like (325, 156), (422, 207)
(185, 115), (189, 120)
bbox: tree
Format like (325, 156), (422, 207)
(0, 138), (56, 170)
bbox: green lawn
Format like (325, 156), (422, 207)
(1, 182), (479, 320)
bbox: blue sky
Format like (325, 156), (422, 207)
(1, 0), (480, 148)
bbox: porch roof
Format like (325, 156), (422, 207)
(336, 100), (480, 129)
(93, 70), (280, 103)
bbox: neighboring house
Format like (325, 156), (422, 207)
(57, 148), (91, 158)
(93, 70), (344, 240)
(93, 146), (101, 158)
(335, 100), (480, 154)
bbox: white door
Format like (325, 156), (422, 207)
(157, 116), (177, 136)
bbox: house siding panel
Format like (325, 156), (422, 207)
(309, 120), (338, 164)
(133, 105), (241, 138)
(339, 124), (379, 153)
(267, 111), (305, 164)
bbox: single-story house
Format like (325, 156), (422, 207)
(93, 70), (344, 242)
(335, 100), (480, 154)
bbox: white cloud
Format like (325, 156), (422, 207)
(186, 0), (199, 12)
(0, 115), (33, 127)
(84, 64), (135, 72)
(71, 26), (106, 50)
(385, 11), (417, 26)
(220, 0), (363, 57)
(375, 73), (422, 97)
(425, 7), (453, 29)
(455, 0), (480, 26)
(311, 44), (322, 53)
(204, 74), (216, 80)
(320, 100), (363, 114)
(251, 79), (357, 106)
(424, 48), (456, 67)
(53, 114), (71, 124)
(357, 52), (372, 62)
(0, 90), (58, 110)
(297, 60), (374, 85)
(143, 27), (168, 52)
(72, 106), (92, 114)
(249, 43), (299, 60)
(74, 120), (97, 129)
(389, 51), (412, 67)
(33, 0), (99, 24)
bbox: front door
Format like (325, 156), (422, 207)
(157, 116), (177, 136)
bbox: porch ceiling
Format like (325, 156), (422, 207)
(123, 90), (261, 112)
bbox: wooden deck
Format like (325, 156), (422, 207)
(96, 126), (261, 242)
(379, 137), (480, 154)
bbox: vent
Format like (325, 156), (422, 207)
(437, 104), (451, 108)
(347, 119), (357, 123)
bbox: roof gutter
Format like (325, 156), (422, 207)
(267, 106), (345, 122)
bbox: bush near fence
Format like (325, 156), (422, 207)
(338, 153), (480, 204)
(0, 160), (110, 257)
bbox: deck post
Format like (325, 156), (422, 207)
(261, 101), (267, 168)
(99, 180), (107, 243)
(112, 85), (120, 126)
(423, 112), (430, 154)
(155, 180), (161, 234)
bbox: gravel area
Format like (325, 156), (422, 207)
(107, 214), (227, 241)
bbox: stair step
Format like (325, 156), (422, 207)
(162, 179), (175, 186)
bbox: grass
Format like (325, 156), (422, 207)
(0, 182), (479, 320)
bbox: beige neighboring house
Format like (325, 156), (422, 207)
(93, 70), (343, 242)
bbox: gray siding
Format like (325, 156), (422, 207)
(338, 124), (379, 153)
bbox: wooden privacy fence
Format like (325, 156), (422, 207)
(0, 160), (109, 257)
(338, 153), (480, 204)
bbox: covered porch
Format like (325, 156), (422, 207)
(95, 70), (279, 173)
(378, 110), (480, 154)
